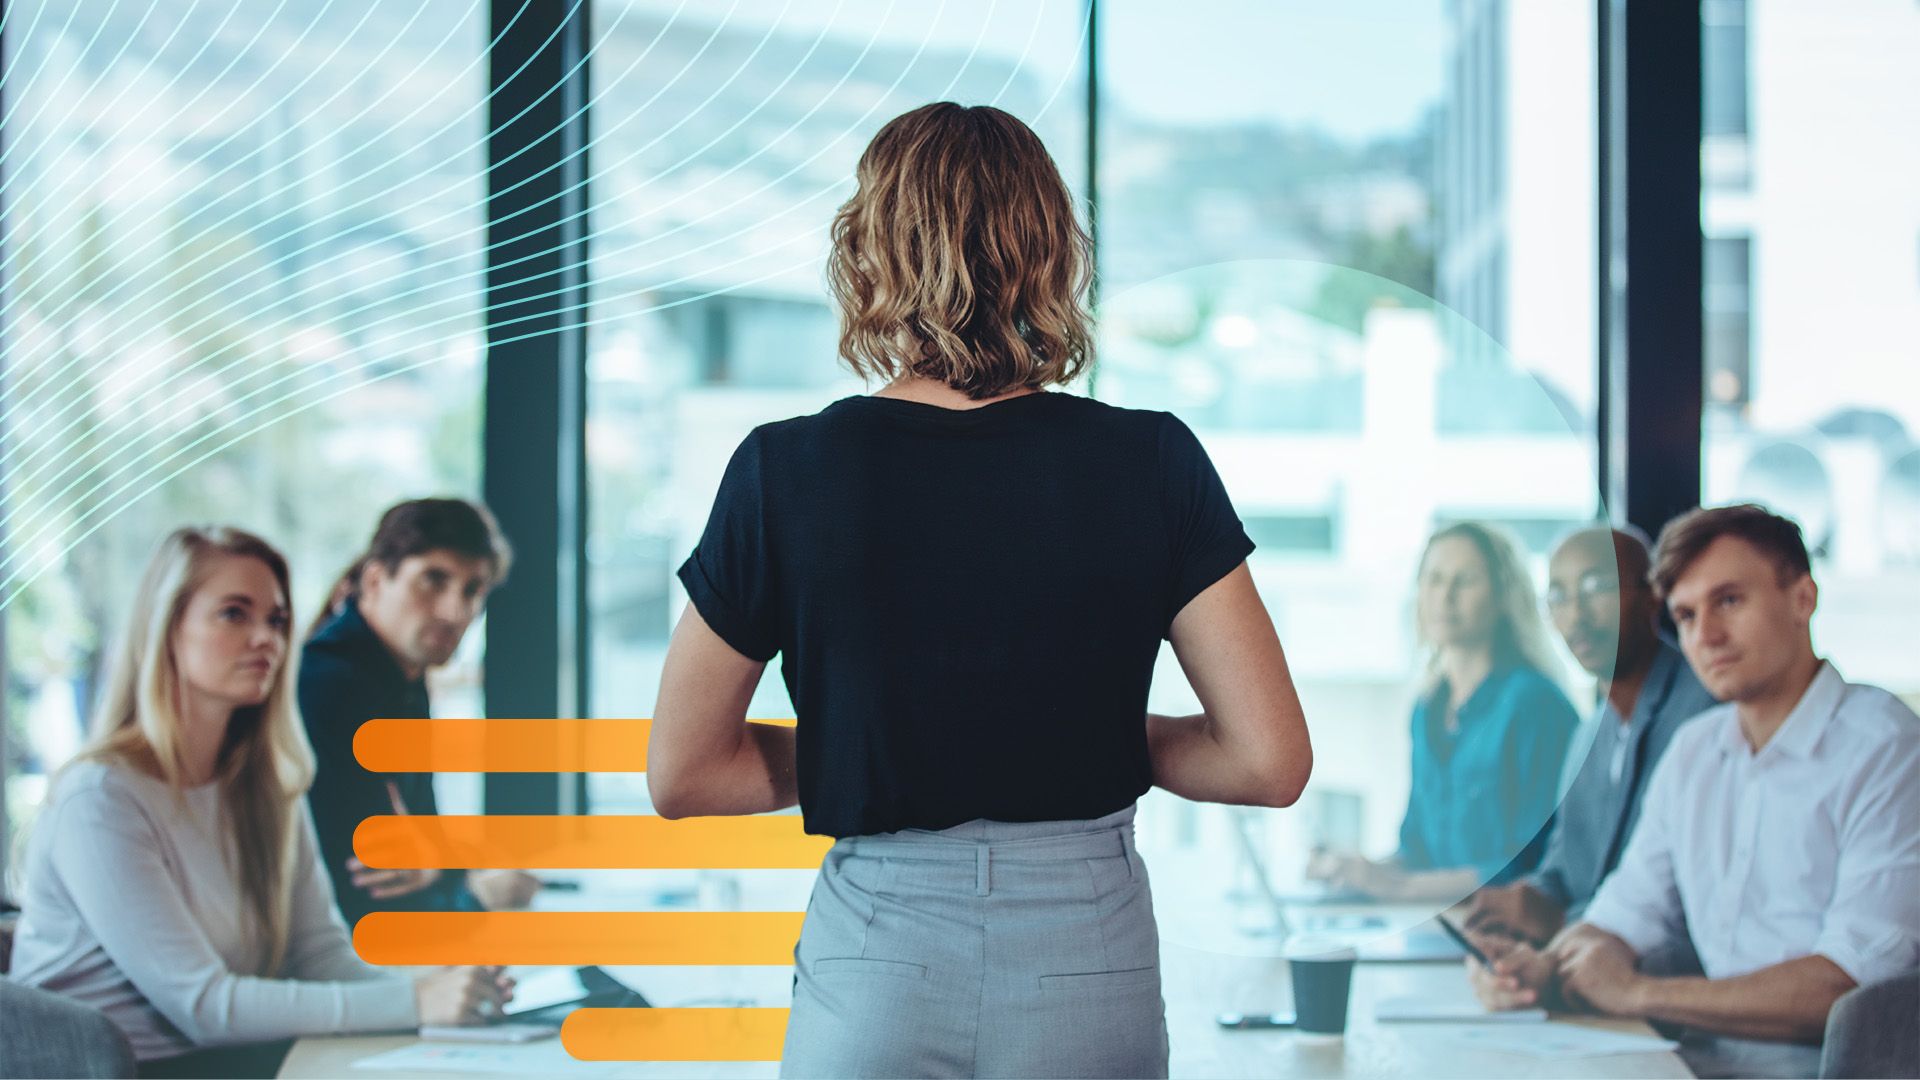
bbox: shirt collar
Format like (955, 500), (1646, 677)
(1716, 659), (1844, 760)
(1594, 638), (1682, 730)
(310, 597), (421, 695)
(1451, 655), (1524, 718)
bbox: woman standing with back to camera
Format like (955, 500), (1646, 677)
(647, 102), (1313, 1079)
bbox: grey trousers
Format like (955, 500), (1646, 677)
(780, 805), (1168, 1080)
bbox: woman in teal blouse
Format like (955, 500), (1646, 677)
(1310, 522), (1579, 902)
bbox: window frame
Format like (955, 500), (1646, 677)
(0, 1), (1702, 851)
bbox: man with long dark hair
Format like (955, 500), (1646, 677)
(301, 498), (538, 925)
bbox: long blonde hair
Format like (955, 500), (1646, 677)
(1416, 521), (1564, 692)
(71, 526), (316, 975)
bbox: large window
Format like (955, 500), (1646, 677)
(1098, 0), (1598, 948)
(584, 3), (1088, 813)
(570, 1), (1602, 941)
(1699, 0), (1920, 706)
(13, 0), (1906, 945)
(1, 0), (488, 877)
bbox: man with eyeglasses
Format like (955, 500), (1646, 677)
(1459, 526), (1716, 949)
(1467, 505), (1920, 1077)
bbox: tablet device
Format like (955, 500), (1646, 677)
(498, 965), (651, 1026)
(501, 968), (590, 1017)
(1218, 1012), (1297, 1029)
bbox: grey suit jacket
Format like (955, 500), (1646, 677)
(1533, 638), (1718, 919)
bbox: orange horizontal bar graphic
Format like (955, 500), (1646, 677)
(353, 912), (805, 965)
(353, 716), (796, 774)
(353, 814), (833, 869)
(563, 1008), (790, 1061)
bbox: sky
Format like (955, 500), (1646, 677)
(607, 0), (1444, 142)
(1102, 0), (1443, 140)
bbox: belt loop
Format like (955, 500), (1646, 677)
(976, 844), (991, 896)
(1121, 829), (1139, 881)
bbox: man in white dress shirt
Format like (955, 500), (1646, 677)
(1475, 504), (1919, 1067)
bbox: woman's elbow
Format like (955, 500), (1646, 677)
(1256, 728), (1313, 808)
(645, 759), (696, 820)
(1265, 748), (1312, 808)
(648, 783), (699, 821)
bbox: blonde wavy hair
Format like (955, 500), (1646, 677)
(1415, 521), (1564, 692)
(828, 102), (1094, 399)
(69, 526), (315, 975)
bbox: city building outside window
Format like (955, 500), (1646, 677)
(1699, 0), (1920, 713)
(1, 0), (489, 879)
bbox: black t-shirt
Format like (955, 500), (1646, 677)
(677, 391), (1254, 838)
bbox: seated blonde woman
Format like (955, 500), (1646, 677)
(1307, 522), (1580, 902)
(8, 527), (508, 1079)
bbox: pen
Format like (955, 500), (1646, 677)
(1434, 913), (1493, 967)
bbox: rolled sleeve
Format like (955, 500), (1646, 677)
(677, 430), (781, 662)
(1810, 736), (1920, 987)
(678, 549), (777, 662)
(1157, 414), (1254, 635)
(1582, 881), (1681, 959)
(1815, 922), (1919, 991)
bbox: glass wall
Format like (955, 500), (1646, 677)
(1, 0), (488, 876)
(1098, 0), (1598, 949)
(585, 1), (1089, 813)
(1699, 0), (1920, 707)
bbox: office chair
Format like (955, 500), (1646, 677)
(1820, 970), (1920, 1080)
(0, 978), (137, 1078)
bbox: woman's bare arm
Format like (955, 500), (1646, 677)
(646, 603), (798, 819)
(1147, 562), (1313, 807)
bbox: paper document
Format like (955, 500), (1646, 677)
(1421, 1021), (1680, 1059)
(1374, 995), (1546, 1022)
(351, 1040), (622, 1076)
(417, 1023), (557, 1043)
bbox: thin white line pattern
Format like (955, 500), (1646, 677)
(0, 0), (1088, 624)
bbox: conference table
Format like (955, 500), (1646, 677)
(279, 940), (1693, 1079)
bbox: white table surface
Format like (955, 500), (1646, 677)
(281, 944), (1692, 1079)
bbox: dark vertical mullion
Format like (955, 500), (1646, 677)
(1597, 0), (1625, 520)
(483, 0), (591, 816)
(556, 0), (590, 815)
(1618, 0), (1704, 539)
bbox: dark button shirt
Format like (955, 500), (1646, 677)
(300, 599), (474, 924)
(1398, 660), (1581, 883)
(1530, 637), (1718, 918)
(678, 393), (1255, 839)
